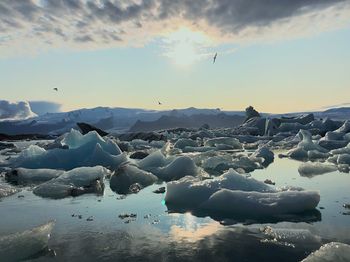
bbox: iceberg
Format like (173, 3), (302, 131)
(0, 221), (55, 262)
(33, 166), (109, 199)
(202, 189), (320, 217)
(173, 138), (198, 150)
(110, 164), (158, 194)
(165, 169), (276, 208)
(165, 169), (320, 219)
(61, 129), (122, 155)
(5, 168), (64, 185)
(250, 146), (274, 166)
(151, 156), (199, 181)
(13, 130), (127, 170)
(204, 137), (242, 149)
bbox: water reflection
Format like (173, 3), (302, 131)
(166, 205), (321, 225)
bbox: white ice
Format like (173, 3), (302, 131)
(6, 168), (64, 185)
(33, 166), (109, 198)
(204, 137), (242, 149)
(110, 164), (158, 194)
(165, 168), (320, 216)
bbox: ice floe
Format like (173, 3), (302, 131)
(110, 164), (158, 194)
(5, 168), (64, 185)
(165, 169), (320, 220)
(33, 166), (109, 199)
(12, 130), (127, 170)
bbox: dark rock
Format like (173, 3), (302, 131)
(0, 133), (55, 141)
(280, 113), (314, 125)
(244, 106), (261, 123)
(0, 142), (15, 150)
(117, 132), (166, 142)
(318, 140), (348, 150)
(77, 122), (109, 136)
(153, 187), (166, 194)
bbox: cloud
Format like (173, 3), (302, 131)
(0, 0), (349, 55)
(0, 100), (37, 121)
(29, 101), (62, 115)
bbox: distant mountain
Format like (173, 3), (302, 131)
(314, 107), (350, 120)
(129, 113), (245, 132)
(0, 107), (246, 135)
(2, 105), (347, 136)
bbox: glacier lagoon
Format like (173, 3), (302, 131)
(0, 154), (349, 261)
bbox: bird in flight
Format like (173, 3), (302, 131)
(213, 53), (217, 64)
(158, 101), (162, 105)
(53, 87), (58, 91)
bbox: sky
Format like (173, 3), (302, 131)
(0, 0), (350, 113)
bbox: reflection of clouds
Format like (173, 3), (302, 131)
(169, 219), (221, 243)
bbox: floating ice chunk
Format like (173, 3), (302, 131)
(14, 140), (126, 170)
(17, 145), (46, 160)
(150, 140), (166, 148)
(202, 155), (233, 172)
(5, 168), (64, 185)
(33, 166), (109, 199)
(335, 120), (350, 133)
(62, 129), (121, 155)
(297, 130), (328, 153)
(323, 131), (344, 141)
(0, 183), (20, 198)
(330, 142), (350, 155)
(165, 169), (275, 208)
(250, 146), (274, 166)
(301, 242), (350, 262)
(298, 162), (337, 177)
(173, 138), (198, 150)
(204, 137), (242, 149)
(337, 154), (350, 165)
(202, 189), (320, 217)
(110, 164), (158, 194)
(307, 150), (330, 160)
(137, 150), (168, 171)
(165, 168), (320, 218)
(153, 156), (198, 181)
(83, 144), (128, 169)
(182, 146), (215, 153)
(0, 221), (55, 262)
(318, 139), (348, 151)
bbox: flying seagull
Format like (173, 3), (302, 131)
(213, 53), (217, 64)
(53, 87), (58, 91)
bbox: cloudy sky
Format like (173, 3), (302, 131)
(0, 0), (350, 113)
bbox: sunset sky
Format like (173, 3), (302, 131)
(0, 0), (350, 113)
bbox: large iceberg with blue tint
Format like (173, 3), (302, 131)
(12, 130), (126, 170)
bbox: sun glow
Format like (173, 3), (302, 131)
(163, 27), (211, 67)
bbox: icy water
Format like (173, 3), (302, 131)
(0, 156), (349, 261)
